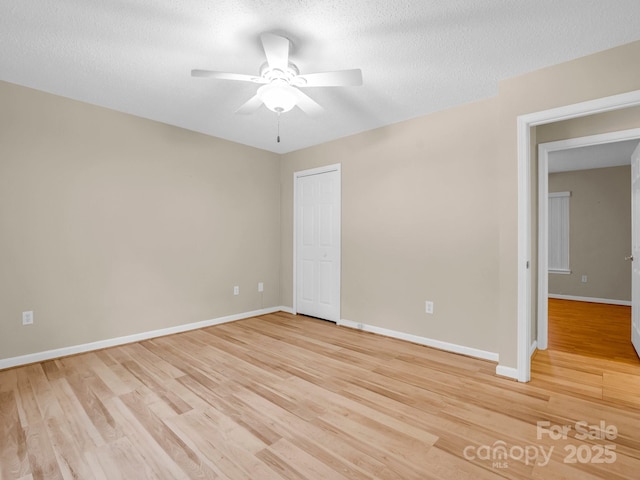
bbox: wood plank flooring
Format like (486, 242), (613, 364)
(1, 311), (639, 479)
(546, 298), (639, 363)
(531, 298), (640, 413)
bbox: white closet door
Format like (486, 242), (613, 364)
(295, 165), (340, 322)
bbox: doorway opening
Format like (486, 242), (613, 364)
(516, 89), (640, 382)
(537, 130), (640, 354)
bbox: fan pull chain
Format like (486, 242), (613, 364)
(277, 112), (281, 143)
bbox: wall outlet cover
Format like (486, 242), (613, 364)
(22, 311), (34, 325)
(426, 301), (434, 314)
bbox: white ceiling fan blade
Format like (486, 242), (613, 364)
(235, 95), (264, 114)
(294, 69), (363, 87)
(260, 33), (289, 71)
(191, 70), (266, 83)
(292, 89), (324, 117)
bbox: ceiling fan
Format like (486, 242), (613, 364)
(191, 33), (363, 117)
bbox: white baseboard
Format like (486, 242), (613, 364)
(548, 294), (631, 306)
(495, 365), (519, 380)
(337, 318), (499, 363)
(0, 306), (286, 370)
(530, 340), (538, 358)
(279, 306), (295, 315)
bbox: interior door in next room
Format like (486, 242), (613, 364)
(295, 166), (341, 322)
(632, 142), (640, 359)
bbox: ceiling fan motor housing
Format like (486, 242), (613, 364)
(259, 62), (305, 86)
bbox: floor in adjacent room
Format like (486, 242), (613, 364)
(531, 298), (640, 410)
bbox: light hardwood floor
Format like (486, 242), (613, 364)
(546, 298), (638, 364)
(1, 311), (639, 479)
(531, 298), (640, 412)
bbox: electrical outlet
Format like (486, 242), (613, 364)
(581, 275), (588, 283)
(233, 286), (240, 295)
(22, 311), (34, 325)
(425, 301), (434, 314)
(258, 282), (264, 292)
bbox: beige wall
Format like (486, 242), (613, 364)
(0, 81), (281, 359)
(282, 98), (501, 354)
(549, 166), (631, 301)
(4, 40), (640, 370)
(537, 106), (640, 144)
(282, 40), (640, 369)
(496, 40), (640, 367)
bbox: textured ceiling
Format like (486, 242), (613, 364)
(2, 1), (640, 154)
(549, 139), (640, 173)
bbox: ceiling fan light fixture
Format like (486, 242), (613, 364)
(258, 82), (298, 113)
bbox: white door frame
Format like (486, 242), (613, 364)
(517, 89), (640, 382)
(632, 143), (640, 359)
(293, 163), (341, 319)
(537, 128), (640, 351)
